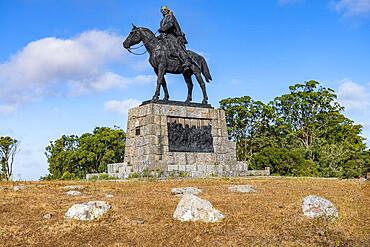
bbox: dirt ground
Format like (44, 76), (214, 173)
(0, 177), (369, 247)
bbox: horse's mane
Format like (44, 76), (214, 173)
(138, 27), (155, 36)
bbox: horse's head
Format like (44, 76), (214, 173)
(123, 24), (142, 49)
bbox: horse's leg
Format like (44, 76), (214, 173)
(154, 68), (169, 101)
(152, 65), (165, 101)
(183, 73), (193, 103)
(162, 77), (169, 101)
(194, 72), (208, 104)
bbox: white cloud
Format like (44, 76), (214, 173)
(337, 80), (370, 111)
(278, 0), (304, 5)
(0, 104), (16, 114)
(332, 0), (370, 17)
(68, 73), (155, 95)
(336, 80), (370, 147)
(104, 98), (141, 115)
(0, 30), (153, 113)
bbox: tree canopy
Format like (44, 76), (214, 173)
(44, 126), (125, 180)
(220, 80), (369, 178)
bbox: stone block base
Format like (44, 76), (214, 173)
(98, 101), (270, 179)
(123, 102), (236, 175)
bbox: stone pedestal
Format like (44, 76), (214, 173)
(107, 101), (248, 178)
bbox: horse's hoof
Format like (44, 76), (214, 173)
(185, 99), (191, 104)
(152, 96), (159, 102)
(163, 96), (169, 101)
(202, 100), (208, 105)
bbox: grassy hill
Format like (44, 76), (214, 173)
(0, 177), (369, 246)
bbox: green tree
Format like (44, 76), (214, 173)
(78, 127), (126, 173)
(44, 126), (125, 180)
(220, 81), (368, 178)
(220, 96), (276, 161)
(44, 135), (79, 179)
(0, 136), (20, 181)
(272, 81), (366, 177)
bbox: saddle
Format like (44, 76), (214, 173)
(158, 35), (185, 62)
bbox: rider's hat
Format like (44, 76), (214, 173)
(161, 6), (169, 11)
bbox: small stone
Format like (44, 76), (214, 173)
(105, 194), (114, 198)
(317, 230), (325, 236)
(228, 185), (256, 193)
(133, 218), (146, 224)
(173, 194), (224, 223)
(65, 190), (83, 196)
(61, 185), (84, 190)
(64, 201), (111, 221)
(43, 213), (53, 220)
(358, 177), (366, 183)
(0, 186), (5, 191)
(13, 184), (27, 191)
(171, 187), (202, 196)
(302, 195), (338, 219)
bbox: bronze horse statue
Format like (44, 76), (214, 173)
(123, 25), (212, 104)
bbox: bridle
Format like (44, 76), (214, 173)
(125, 28), (158, 56)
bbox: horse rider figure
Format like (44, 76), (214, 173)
(158, 6), (192, 72)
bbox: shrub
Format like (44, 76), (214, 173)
(128, 172), (140, 179)
(251, 147), (318, 177)
(59, 171), (78, 180)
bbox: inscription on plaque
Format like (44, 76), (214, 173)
(167, 117), (214, 152)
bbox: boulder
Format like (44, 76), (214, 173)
(65, 190), (83, 196)
(302, 195), (338, 218)
(228, 185), (256, 193)
(61, 185), (84, 190)
(65, 201), (111, 221)
(13, 184), (27, 191)
(173, 194), (224, 222)
(171, 187), (202, 196)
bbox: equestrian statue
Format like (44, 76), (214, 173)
(123, 6), (212, 104)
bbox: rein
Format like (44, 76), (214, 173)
(126, 29), (158, 56)
(127, 49), (148, 55)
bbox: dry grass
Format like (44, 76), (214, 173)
(0, 177), (369, 246)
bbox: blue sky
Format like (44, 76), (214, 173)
(1, 0), (369, 180)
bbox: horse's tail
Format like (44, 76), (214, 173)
(199, 55), (212, 82)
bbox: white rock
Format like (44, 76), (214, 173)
(228, 185), (256, 193)
(132, 218), (146, 224)
(61, 185), (84, 190)
(105, 193), (114, 198)
(171, 187), (202, 195)
(358, 177), (366, 183)
(302, 195), (338, 218)
(173, 194), (224, 223)
(13, 184), (27, 191)
(43, 213), (53, 220)
(65, 201), (111, 221)
(65, 190), (83, 196)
